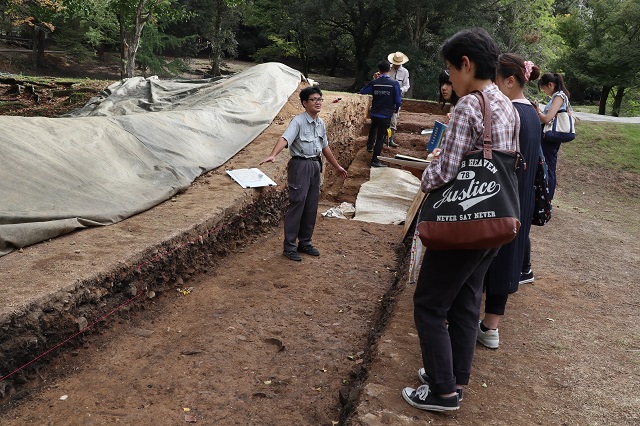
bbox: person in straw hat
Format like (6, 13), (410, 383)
(387, 51), (410, 147)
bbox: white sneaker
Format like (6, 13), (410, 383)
(477, 321), (499, 349)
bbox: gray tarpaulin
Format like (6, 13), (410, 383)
(0, 62), (304, 257)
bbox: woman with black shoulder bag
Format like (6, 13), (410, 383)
(402, 28), (520, 413)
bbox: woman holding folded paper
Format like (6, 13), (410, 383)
(533, 72), (571, 200)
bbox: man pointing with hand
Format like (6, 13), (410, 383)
(260, 86), (348, 262)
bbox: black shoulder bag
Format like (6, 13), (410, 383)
(417, 91), (522, 250)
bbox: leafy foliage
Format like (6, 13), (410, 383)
(554, 0), (640, 114)
(1, 0), (638, 115)
(136, 14), (193, 77)
(4, 0), (63, 31)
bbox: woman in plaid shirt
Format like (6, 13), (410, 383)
(402, 28), (520, 412)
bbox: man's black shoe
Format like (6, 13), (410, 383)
(371, 161), (388, 168)
(283, 250), (302, 261)
(297, 245), (320, 256)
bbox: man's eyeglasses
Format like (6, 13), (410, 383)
(307, 97), (323, 103)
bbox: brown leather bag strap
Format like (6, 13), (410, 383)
(471, 90), (493, 160)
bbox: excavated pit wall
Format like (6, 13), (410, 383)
(0, 90), (370, 398)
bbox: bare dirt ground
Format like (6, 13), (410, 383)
(1, 49), (639, 425)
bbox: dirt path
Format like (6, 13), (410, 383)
(573, 111), (640, 123)
(1, 90), (639, 425)
(353, 189), (640, 425)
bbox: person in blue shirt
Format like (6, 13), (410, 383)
(359, 60), (402, 167)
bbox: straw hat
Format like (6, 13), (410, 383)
(388, 51), (409, 65)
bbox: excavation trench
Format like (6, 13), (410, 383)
(0, 93), (445, 425)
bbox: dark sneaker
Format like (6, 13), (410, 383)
(367, 145), (374, 153)
(371, 161), (388, 168)
(402, 384), (459, 412)
(297, 245), (320, 256)
(387, 139), (399, 148)
(519, 269), (534, 285)
(283, 250), (302, 261)
(417, 368), (463, 401)
(417, 367), (430, 384)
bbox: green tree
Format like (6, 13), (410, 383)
(179, 0), (243, 76)
(556, 0), (640, 116)
(243, 0), (326, 77)
(4, 0), (64, 68)
(53, 0), (118, 62)
(135, 10), (193, 77)
(320, 0), (396, 89)
(106, 0), (175, 78)
(494, 0), (553, 54)
(389, 0), (499, 98)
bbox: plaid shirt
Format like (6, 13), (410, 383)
(422, 83), (520, 193)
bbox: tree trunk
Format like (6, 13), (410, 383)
(32, 25), (47, 69)
(209, 0), (224, 77)
(598, 85), (612, 115)
(351, 22), (384, 90)
(329, 46), (339, 77)
(118, 1), (151, 79)
(611, 86), (625, 117)
(351, 41), (370, 92)
(294, 33), (309, 78)
(124, 38), (138, 78)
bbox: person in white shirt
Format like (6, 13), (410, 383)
(387, 51), (410, 147)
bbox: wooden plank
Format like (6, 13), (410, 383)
(378, 156), (431, 170)
(403, 189), (427, 239)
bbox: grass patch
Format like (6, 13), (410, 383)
(0, 100), (28, 114)
(562, 121), (640, 173)
(573, 104), (600, 114)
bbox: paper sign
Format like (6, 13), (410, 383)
(226, 168), (277, 188)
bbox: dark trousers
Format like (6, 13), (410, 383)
(283, 157), (321, 252)
(414, 247), (498, 394)
(484, 292), (509, 316)
(522, 235), (531, 273)
(367, 116), (391, 163)
(541, 140), (561, 200)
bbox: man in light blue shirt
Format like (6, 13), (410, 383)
(260, 87), (348, 261)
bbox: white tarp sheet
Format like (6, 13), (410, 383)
(352, 167), (422, 225)
(0, 63), (303, 257)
